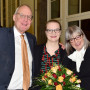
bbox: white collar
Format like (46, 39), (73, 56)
(68, 47), (86, 72)
(13, 26), (25, 37)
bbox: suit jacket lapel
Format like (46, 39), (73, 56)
(8, 28), (15, 69)
(25, 32), (33, 54)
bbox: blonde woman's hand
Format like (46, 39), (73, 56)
(59, 43), (65, 50)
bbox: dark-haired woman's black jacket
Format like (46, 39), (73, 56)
(33, 44), (67, 77)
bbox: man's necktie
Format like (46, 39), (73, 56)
(21, 35), (30, 90)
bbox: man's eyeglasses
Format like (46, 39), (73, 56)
(16, 13), (33, 20)
(46, 29), (61, 34)
(68, 34), (82, 43)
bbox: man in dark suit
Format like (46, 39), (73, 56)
(0, 5), (36, 90)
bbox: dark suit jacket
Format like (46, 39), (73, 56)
(63, 46), (90, 90)
(0, 27), (36, 90)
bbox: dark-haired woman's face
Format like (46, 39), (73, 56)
(45, 22), (61, 42)
(70, 33), (84, 51)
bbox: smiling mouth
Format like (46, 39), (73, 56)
(22, 23), (27, 26)
(50, 36), (57, 38)
(75, 43), (81, 46)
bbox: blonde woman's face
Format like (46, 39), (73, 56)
(45, 22), (61, 42)
(70, 33), (84, 51)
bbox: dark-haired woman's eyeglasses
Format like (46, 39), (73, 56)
(46, 29), (61, 34)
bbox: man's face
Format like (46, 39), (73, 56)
(13, 6), (32, 34)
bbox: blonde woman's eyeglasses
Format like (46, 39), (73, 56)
(68, 34), (82, 43)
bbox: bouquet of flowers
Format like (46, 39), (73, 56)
(33, 63), (83, 90)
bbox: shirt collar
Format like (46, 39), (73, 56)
(76, 46), (86, 54)
(68, 46), (86, 72)
(44, 45), (59, 56)
(13, 26), (25, 37)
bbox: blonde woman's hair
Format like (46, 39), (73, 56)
(65, 25), (90, 55)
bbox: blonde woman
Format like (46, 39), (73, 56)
(65, 25), (90, 90)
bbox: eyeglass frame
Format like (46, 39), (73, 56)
(46, 28), (61, 34)
(16, 13), (33, 20)
(67, 34), (82, 43)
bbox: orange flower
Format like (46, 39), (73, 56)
(66, 69), (73, 75)
(51, 66), (58, 73)
(76, 79), (81, 83)
(46, 72), (51, 77)
(48, 79), (52, 85)
(58, 76), (64, 82)
(42, 77), (46, 81)
(56, 84), (62, 90)
(69, 76), (76, 83)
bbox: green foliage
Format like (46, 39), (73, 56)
(33, 63), (83, 90)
